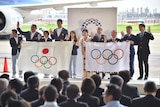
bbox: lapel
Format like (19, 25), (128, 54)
(13, 37), (17, 44)
(32, 32), (37, 40)
(59, 28), (64, 36)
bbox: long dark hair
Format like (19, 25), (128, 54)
(69, 31), (77, 42)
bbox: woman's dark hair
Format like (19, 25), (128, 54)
(69, 31), (77, 42)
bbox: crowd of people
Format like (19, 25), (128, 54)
(10, 18), (154, 80)
(1, 70), (160, 107)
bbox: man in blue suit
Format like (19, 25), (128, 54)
(121, 26), (136, 77)
(10, 29), (23, 78)
(51, 19), (68, 41)
(17, 22), (41, 41)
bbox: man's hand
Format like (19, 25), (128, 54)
(148, 26), (151, 33)
(121, 31), (125, 38)
(37, 34), (41, 40)
(104, 35), (107, 42)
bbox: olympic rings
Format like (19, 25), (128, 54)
(91, 48), (124, 65)
(30, 55), (57, 69)
(91, 49), (101, 59)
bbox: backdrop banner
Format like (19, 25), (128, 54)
(86, 42), (130, 72)
(17, 41), (73, 75)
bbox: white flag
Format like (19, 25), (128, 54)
(86, 42), (130, 72)
(17, 41), (73, 75)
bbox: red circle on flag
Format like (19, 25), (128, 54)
(42, 48), (49, 54)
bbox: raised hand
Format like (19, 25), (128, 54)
(148, 26), (151, 33)
(17, 21), (20, 28)
(121, 31), (125, 38)
(104, 35), (107, 42)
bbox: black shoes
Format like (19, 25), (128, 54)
(137, 76), (148, 80)
(144, 76), (148, 80)
(137, 76), (143, 80)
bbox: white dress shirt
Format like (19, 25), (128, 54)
(57, 28), (62, 36)
(40, 101), (59, 107)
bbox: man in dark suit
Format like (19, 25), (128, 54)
(131, 81), (160, 107)
(107, 30), (121, 42)
(17, 22), (41, 41)
(119, 70), (140, 99)
(59, 84), (88, 107)
(51, 19), (68, 41)
(91, 27), (107, 78)
(39, 30), (52, 42)
(10, 29), (23, 78)
(121, 26), (136, 77)
(135, 24), (154, 80)
(109, 75), (132, 107)
(20, 76), (39, 102)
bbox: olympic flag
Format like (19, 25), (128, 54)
(86, 42), (130, 72)
(17, 41), (73, 75)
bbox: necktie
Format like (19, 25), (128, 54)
(140, 32), (143, 40)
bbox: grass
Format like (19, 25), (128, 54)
(21, 24), (160, 33)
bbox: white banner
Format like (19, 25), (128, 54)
(86, 42), (130, 72)
(17, 41), (73, 75)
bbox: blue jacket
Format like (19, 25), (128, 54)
(121, 34), (136, 54)
(51, 28), (68, 41)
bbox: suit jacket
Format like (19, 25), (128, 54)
(59, 99), (88, 107)
(107, 38), (122, 42)
(10, 36), (22, 55)
(17, 28), (40, 41)
(121, 34), (136, 54)
(131, 94), (160, 107)
(31, 98), (44, 107)
(134, 31), (154, 56)
(40, 37), (52, 42)
(122, 83), (140, 99)
(156, 88), (160, 98)
(77, 93), (100, 107)
(93, 87), (104, 98)
(51, 28), (68, 41)
(91, 34), (105, 42)
(120, 94), (132, 106)
(57, 94), (67, 104)
(20, 88), (39, 102)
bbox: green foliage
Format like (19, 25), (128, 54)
(21, 24), (160, 33)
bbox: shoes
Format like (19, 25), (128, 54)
(144, 76), (148, 80)
(44, 74), (50, 78)
(137, 76), (143, 80)
(19, 75), (23, 78)
(12, 75), (16, 78)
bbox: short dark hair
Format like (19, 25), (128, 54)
(7, 100), (26, 107)
(81, 78), (96, 94)
(31, 24), (37, 29)
(0, 74), (10, 80)
(44, 85), (57, 102)
(67, 84), (79, 99)
(105, 84), (121, 100)
(126, 26), (132, 29)
(144, 81), (157, 93)
(50, 78), (63, 93)
(44, 30), (49, 35)
(24, 71), (35, 83)
(82, 29), (88, 33)
(12, 29), (17, 34)
(139, 24), (145, 28)
(0, 90), (17, 107)
(119, 70), (130, 83)
(9, 79), (23, 94)
(58, 70), (69, 81)
(91, 74), (102, 87)
(27, 76), (39, 89)
(57, 19), (63, 24)
(110, 75), (124, 87)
